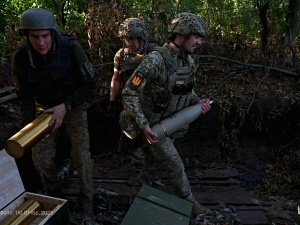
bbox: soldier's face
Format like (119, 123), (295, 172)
(183, 34), (201, 54)
(124, 37), (140, 51)
(28, 29), (53, 55)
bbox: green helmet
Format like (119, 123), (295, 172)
(19, 8), (60, 36)
(168, 12), (208, 38)
(118, 18), (149, 41)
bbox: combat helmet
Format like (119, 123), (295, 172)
(118, 18), (149, 41)
(19, 8), (60, 36)
(168, 12), (208, 38)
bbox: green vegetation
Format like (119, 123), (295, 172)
(267, 106), (282, 120)
(0, 0), (298, 55)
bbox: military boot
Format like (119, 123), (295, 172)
(185, 193), (215, 217)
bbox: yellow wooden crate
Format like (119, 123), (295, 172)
(0, 149), (69, 225)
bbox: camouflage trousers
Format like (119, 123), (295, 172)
(32, 106), (94, 204)
(142, 136), (191, 198)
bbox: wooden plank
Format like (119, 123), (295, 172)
(93, 164), (239, 180)
(142, 186), (269, 224)
(0, 93), (17, 104)
(66, 177), (239, 190)
(0, 86), (15, 94)
(92, 165), (136, 179)
(0, 149), (25, 210)
(209, 205), (269, 211)
(201, 168), (240, 179)
(190, 179), (240, 185)
(237, 210), (269, 225)
(63, 181), (133, 197)
(192, 186), (262, 205)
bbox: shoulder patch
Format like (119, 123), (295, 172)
(131, 71), (144, 87)
(84, 61), (94, 78)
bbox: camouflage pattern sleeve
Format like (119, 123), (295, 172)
(122, 52), (164, 129)
(12, 51), (36, 126)
(66, 41), (96, 109)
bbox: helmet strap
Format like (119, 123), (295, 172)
(171, 33), (193, 49)
(171, 40), (181, 49)
(171, 33), (193, 61)
(135, 39), (143, 52)
(181, 33), (193, 49)
(129, 38), (143, 53)
(50, 30), (57, 52)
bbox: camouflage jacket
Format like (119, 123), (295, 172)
(122, 42), (200, 129)
(12, 37), (95, 126)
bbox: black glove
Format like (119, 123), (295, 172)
(108, 100), (117, 118)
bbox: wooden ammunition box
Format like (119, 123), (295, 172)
(0, 149), (69, 225)
(121, 185), (193, 225)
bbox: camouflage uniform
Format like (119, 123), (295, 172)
(114, 43), (155, 88)
(111, 18), (155, 157)
(111, 18), (155, 108)
(31, 106), (93, 204)
(122, 13), (214, 216)
(12, 8), (95, 219)
(122, 43), (200, 196)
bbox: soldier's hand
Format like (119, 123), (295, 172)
(196, 99), (211, 115)
(143, 126), (159, 145)
(44, 103), (67, 131)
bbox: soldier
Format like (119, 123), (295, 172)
(121, 13), (214, 217)
(109, 18), (155, 117)
(110, 18), (156, 164)
(12, 8), (97, 224)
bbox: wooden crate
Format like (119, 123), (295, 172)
(0, 149), (69, 225)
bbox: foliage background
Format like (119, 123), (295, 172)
(0, 0), (299, 57)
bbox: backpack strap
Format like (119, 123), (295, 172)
(152, 46), (175, 88)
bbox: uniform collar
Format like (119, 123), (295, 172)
(165, 42), (187, 60)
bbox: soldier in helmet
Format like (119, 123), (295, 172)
(12, 8), (97, 224)
(109, 18), (155, 117)
(121, 13), (214, 217)
(110, 18), (156, 163)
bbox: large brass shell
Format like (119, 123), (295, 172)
(5, 113), (54, 158)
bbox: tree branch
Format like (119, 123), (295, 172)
(196, 55), (299, 77)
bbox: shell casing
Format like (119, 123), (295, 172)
(1, 199), (42, 225)
(5, 113), (54, 158)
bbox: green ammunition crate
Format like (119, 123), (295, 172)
(121, 185), (193, 225)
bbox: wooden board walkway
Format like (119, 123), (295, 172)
(62, 162), (270, 224)
(0, 86), (17, 104)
